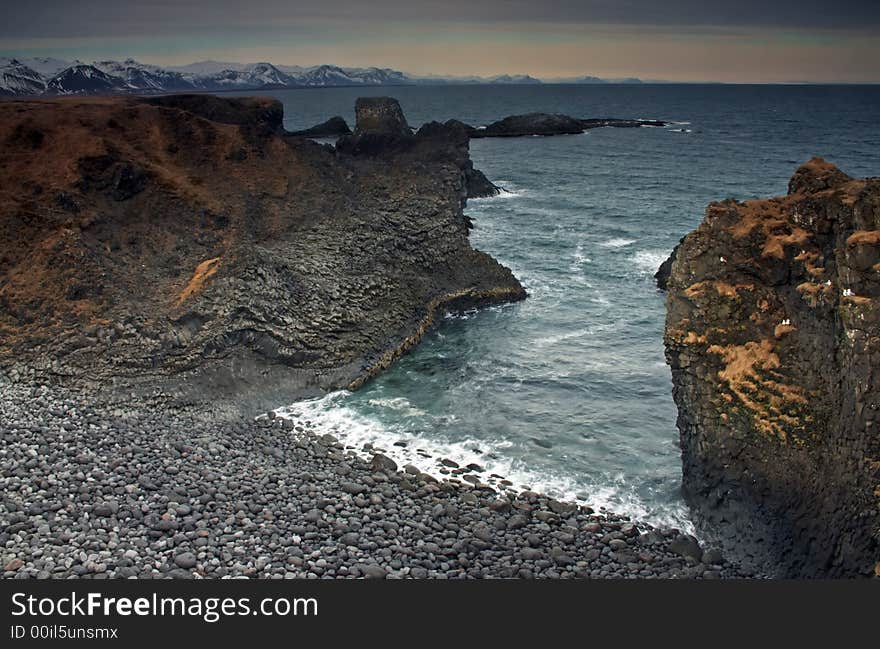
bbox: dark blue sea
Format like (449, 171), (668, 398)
(241, 84), (880, 530)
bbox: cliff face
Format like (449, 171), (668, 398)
(664, 158), (880, 577)
(0, 95), (523, 409)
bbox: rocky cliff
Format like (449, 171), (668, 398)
(0, 95), (524, 410)
(663, 158), (880, 577)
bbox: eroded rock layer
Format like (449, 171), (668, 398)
(0, 95), (524, 409)
(663, 158), (880, 577)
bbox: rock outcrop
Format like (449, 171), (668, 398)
(663, 158), (880, 577)
(654, 239), (681, 290)
(288, 116), (351, 138)
(351, 96), (412, 136)
(0, 95), (523, 411)
(337, 98), (500, 199)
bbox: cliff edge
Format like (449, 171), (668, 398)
(0, 95), (524, 410)
(663, 158), (880, 577)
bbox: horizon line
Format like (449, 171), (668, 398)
(3, 54), (879, 86)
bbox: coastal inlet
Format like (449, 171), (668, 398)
(268, 83), (880, 537)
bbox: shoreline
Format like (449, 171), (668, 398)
(0, 379), (761, 579)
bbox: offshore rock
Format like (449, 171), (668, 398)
(0, 95), (523, 411)
(352, 96), (412, 136)
(469, 113), (667, 138)
(473, 113), (585, 138)
(663, 157), (880, 577)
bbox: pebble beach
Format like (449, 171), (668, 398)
(1, 381), (755, 579)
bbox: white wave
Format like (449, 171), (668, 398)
(272, 392), (694, 532)
(366, 397), (427, 417)
(468, 185), (527, 201)
(632, 249), (670, 277)
(571, 243), (591, 266)
(599, 237), (636, 248)
(534, 328), (593, 347)
(586, 481), (695, 534)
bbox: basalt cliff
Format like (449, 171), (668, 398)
(0, 95), (524, 410)
(663, 158), (880, 577)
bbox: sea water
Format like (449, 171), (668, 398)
(239, 84), (880, 531)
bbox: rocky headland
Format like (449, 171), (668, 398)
(0, 94), (523, 411)
(662, 158), (880, 578)
(0, 94), (739, 579)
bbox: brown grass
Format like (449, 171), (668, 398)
(846, 230), (880, 247)
(707, 339), (807, 439)
(176, 257), (222, 306)
(685, 281), (753, 300)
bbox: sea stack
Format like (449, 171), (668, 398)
(351, 96), (412, 136)
(662, 158), (880, 577)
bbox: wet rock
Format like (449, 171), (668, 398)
(669, 536), (703, 562)
(370, 453), (397, 473)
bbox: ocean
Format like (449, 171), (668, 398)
(237, 84), (880, 531)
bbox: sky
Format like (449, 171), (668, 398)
(1, 0), (878, 82)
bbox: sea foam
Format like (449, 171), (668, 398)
(274, 391), (694, 534)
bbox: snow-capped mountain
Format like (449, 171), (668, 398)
(0, 55), (569, 97)
(488, 74), (542, 85)
(0, 57), (418, 96)
(198, 62), (294, 89)
(297, 65), (408, 86)
(93, 59), (196, 92)
(0, 56), (73, 78)
(0, 59), (46, 97)
(45, 64), (131, 95)
(166, 60), (251, 75)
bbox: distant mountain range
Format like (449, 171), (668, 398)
(0, 57), (645, 97)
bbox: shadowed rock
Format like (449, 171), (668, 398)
(143, 94), (283, 131)
(288, 116), (351, 138)
(655, 239), (682, 290)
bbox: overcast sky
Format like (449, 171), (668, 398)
(1, 0), (878, 82)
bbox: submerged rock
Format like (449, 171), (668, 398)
(663, 157), (880, 577)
